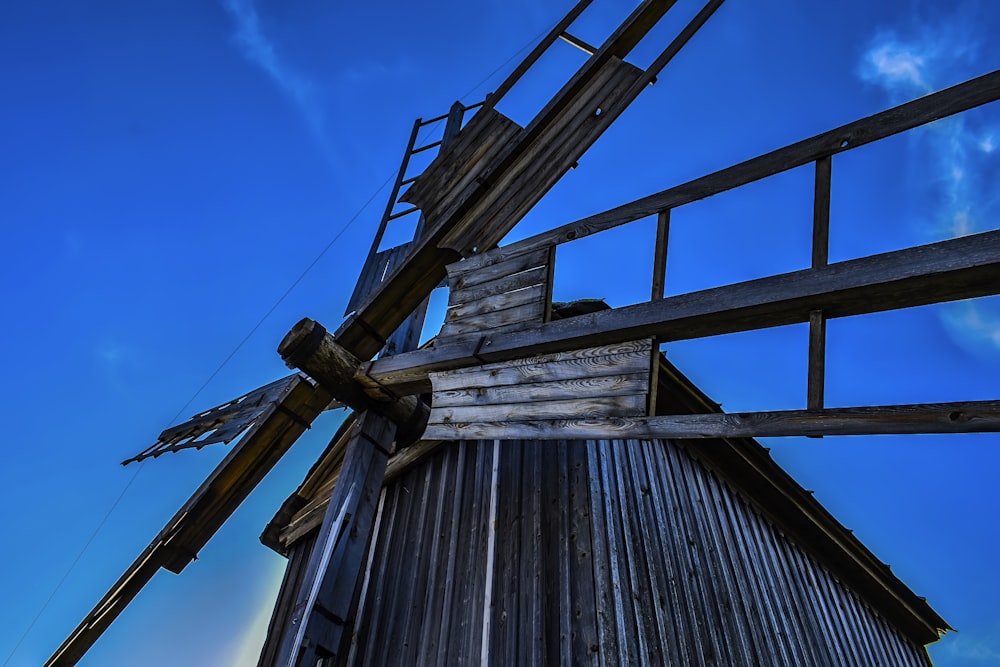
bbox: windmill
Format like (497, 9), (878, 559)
(43, 0), (1000, 665)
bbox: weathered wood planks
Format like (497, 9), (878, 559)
(426, 341), (652, 439)
(438, 245), (553, 339)
(424, 400), (1000, 441)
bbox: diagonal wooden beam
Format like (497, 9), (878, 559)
(362, 229), (1000, 394)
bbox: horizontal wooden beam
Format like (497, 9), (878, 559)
(364, 229), (1000, 393)
(423, 401), (1000, 440)
(465, 68), (1000, 265)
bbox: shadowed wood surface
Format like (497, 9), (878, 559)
(423, 400), (1000, 441)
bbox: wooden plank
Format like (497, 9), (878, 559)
(485, 69), (1000, 259)
(439, 299), (545, 337)
(812, 156), (832, 268)
(442, 57), (646, 256)
(448, 265), (548, 306)
(651, 209), (670, 300)
(365, 228), (1000, 393)
(447, 247), (550, 289)
(272, 410), (395, 666)
(807, 310), (826, 412)
(446, 243), (552, 279)
(429, 348), (652, 392)
(423, 400), (1000, 440)
(432, 373), (649, 408)
(428, 394), (647, 425)
(44, 377), (333, 667)
(445, 284), (546, 320)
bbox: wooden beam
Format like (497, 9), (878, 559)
(807, 310), (826, 412)
(422, 400), (1000, 441)
(44, 377), (333, 667)
(278, 318), (429, 444)
(478, 68), (1000, 261)
(272, 410), (395, 666)
(363, 229), (1000, 393)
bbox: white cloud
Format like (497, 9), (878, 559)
(220, 0), (330, 151)
(861, 40), (930, 95)
(859, 14), (1000, 355)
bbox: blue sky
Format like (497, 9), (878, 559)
(1, 1), (998, 665)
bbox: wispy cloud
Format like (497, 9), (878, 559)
(220, 0), (331, 153)
(859, 12), (1000, 356)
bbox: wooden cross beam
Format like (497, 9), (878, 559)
(359, 228), (1000, 395)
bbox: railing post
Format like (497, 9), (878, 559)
(808, 156), (832, 414)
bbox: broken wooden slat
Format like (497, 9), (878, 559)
(447, 265), (549, 305)
(44, 376), (333, 667)
(430, 395), (647, 425)
(447, 247), (550, 288)
(440, 301), (546, 338)
(446, 283), (546, 320)
(423, 400), (1000, 441)
(122, 374), (309, 464)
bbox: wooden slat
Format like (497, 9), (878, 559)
(442, 57), (645, 256)
(485, 69), (1000, 259)
(429, 395), (647, 425)
(364, 229), (1000, 394)
(445, 283), (546, 321)
(433, 373), (649, 408)
(448, 265), (549, 306)
(429, 347), (652, 391)
(439, 299), (545, 337)
(423, 400), (1000, 440)
(401, 108), (525, 223)
(44, 377), (333, 667)
(447, 247), (550, 289)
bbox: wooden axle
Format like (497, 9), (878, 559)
(279, 318), (429, 445)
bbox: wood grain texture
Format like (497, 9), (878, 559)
(423, 400), (1000, 440)
(447, 265), (549, 306)
(439, 299), (545, 337)
(432, 373), (649, 407)
(364, 228), (1000, 395)
(446, 283), (546, 318)
(429, 395), (647, 425)
(488, 68), (1000, 259)
(429, 345), (652, 391)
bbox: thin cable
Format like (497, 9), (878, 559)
(459, 17), (560, 102)
(1, 172), (395, 667)
(6, 15), (569, 663)
(1, 462), (144, 667)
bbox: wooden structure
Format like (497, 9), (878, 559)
(46, 0), (1000, 665)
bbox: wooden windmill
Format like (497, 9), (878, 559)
(47, 0), (1000, 665)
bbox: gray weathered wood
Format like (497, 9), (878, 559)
(808, 310), (826, 412)
(446, 283), (546, 320)
(429, 394), (648, 425)
(44, 377), (333, 667)
(448, 265), (549, 306)
(363, 229), (1000, 394)
(439, 300), (545, 337)
(279, 318), (428, 443)
(273, 410), (395, 667)
(447, 247), (550, 288)
(813, 156), (832, 268)
(429, 346), (652, 391)
(433, 373), (649, 408)
(423, 400), (1000, 440)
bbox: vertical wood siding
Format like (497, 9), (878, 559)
(340, 438), (932, 666)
